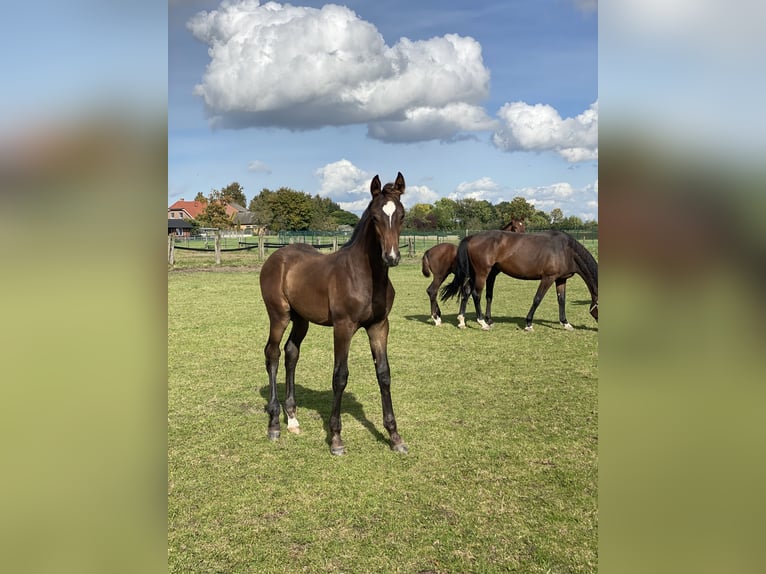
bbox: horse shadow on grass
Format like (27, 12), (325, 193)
(256, 383), (389, 448)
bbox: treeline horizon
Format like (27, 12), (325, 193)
(188, 182), (598, 232)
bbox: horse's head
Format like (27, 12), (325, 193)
(504, 218), (526, 233)
(369, 172), (406, 267)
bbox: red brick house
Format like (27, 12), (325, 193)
(168, 198), (261, 233)
(168, 199), (207, 221)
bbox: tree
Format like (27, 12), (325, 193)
(220, 182), (247, 207)
(193, 191), (207, 203)
(560, 215), (585, 230)
(330, 210), (360, 227)
(456, 198), (494, 230)
(528, 210), (551, 230)
(269, 187), (314, 231)
(405, 203), (436, 230)
(495, 197), (535, 225)
(248, 188), (274, 226)
(550, 208), (564, 227)
(197, 190), (232, 229)
(432, 198), (458, 230)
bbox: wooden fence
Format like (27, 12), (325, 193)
(168, 232), (418, 266)
(168, 229), (597, 267)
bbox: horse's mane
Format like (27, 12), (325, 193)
(566, 233), (598, 297)
(342, 183), (397, 249)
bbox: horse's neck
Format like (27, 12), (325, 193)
(347, 222), (389, 282)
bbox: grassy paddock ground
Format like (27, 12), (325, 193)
(168, 253), (598, 573)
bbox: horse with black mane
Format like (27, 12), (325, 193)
(441, 229), (598, 330)
(421, 219), (525, 325)
(259, 173), (408, 455)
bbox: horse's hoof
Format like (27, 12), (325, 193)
(391, 442), (409, 454)
(524, 325), (534, 332)
(478, 319), (491, 331)
(433, 316), (442, 326)
(268, 429), (281, 441)
(562, 322), (574, 331)
(287, 418), (301, 433)
(330, 445), (346, 456)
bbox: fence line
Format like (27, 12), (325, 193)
(169, 230), (596, 266)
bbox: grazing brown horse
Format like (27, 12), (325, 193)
(421, 219), (525, 325)
(441, 230), (598, 330)
(259, 173), (408, 455)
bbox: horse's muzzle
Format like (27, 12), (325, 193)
(382, 246), (400, 267)
(384, 252), (401, 267)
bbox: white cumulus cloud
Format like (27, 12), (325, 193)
(188, 1), (490, 142)
(315, 159), (371, 204)
(492, 100), (598, 162)
(449, 177), (502, 202)
(516, 179), (599, 221)
(402, 185), (439, 208)
(247, 159), (271, 173)
(315, 159), (435, 212)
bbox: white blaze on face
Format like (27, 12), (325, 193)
(381, 200), (398, 260)
(381, 200), (396, 226)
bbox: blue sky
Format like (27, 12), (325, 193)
(169, 0), (598, 219)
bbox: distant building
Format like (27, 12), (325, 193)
(168, 199), (206, 220)
(168, 218), (193, 237)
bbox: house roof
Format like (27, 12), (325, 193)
(168, 218), (193, 229)
(168, 199), (207, 219)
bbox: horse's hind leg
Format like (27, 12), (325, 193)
(457, 281), (470, 328)
(426, 275), (443, 326)
(470, 272), (491, 331)
(264, 308), (290, 440)
(328, 321), (355, 455)
(284, 315), (309, 433)
(484, 266), (501, 326)
(366, 319), (407, 453)
(524, 276), (554, 331)
(555, 278), (574, 330)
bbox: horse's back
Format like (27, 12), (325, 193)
(260, 244), (323, 284)
(472, 230), (575, 279)
(422, 242), (457, 276)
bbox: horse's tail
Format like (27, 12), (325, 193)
(441, 237), (471, 301)
(567, 233), (598, 300)
(421, 250), (432, 277)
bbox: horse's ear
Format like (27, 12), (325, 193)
(392, 171), (405, 196)
(370, 175), (382, 197)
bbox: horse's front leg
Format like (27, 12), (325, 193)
(525, 276), (554, 331)
(328, 321), (355, 455)
(555, 279), (573, 330)
(366, 319), (408, 453)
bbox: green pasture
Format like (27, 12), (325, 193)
(168, 253), (598, 573)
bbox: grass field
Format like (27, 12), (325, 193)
(168, 252), (598, 573)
